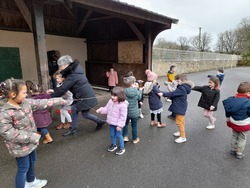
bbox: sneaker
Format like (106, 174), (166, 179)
(25, 178), (47, 188)
(175, 137), (187, 143)
(206, 124), (215, 130)
(108, 144), (117, 152)
(96, 120), (105, 130)
(116, 149), (125, 155)
(62, 128), (77, 137)
(133, 138), (140, 144)
(123, 136), (129, 142)
(139, 113), (144, 118)
(173, 131), (180, 137)
(230, 150), (236, 156)
(167, 115), (175, 120)
(235, 153), (244, 159)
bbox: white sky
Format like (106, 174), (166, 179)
(120, 0), (250, 49)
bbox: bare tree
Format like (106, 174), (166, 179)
(189, 32), (212, 52)
(177, 36), (190, 50)
(216, 30), (239, 54)
(154, 37), (179, 49)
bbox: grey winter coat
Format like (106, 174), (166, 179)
(0, 98), (65, 158)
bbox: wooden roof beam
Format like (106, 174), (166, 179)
(126, 20), (145, 44)
(14, 0), (32, 32)
(76, 9), (93, 35)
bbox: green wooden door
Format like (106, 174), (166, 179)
(0, 47), (22, 82)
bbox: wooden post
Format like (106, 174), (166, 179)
(31, 0), (49, 90)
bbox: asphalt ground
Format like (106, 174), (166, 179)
(1, 66), (250, 188)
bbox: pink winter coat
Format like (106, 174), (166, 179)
(99, 99), (128, 128)
(106, 70), (118, 87)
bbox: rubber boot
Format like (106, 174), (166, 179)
(43, 133), (53, 144)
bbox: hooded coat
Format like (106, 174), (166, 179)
(125, 87), (142, 118)
(143, 82), (162, 111)
(223, 96), (250, 132)
(51, 60), (97, 111)
(163, 81), (194, 115)
(0, 98), (64, 158)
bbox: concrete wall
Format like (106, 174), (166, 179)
(152, 60), (238, 76)
(0, 30), (87, 83)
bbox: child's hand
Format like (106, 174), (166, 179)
(158, 92), (163, 97)
(116, 126), (122, 131)
(96, 107), (102, 113)
(210, 106), (215, 110)
(47, 89), (54, 94)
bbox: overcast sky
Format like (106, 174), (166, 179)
(120, 0), (249, 49)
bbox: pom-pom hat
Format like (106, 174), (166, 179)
(145, 69), (158, 81)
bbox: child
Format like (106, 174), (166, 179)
(207, 69), (225, 85)
(31, 84), (54, 144)
(192, 77), (220, 130)
(164, 65), (177, 119)
(144, 69), (166, 128)
(96, 87), (128, 155)
(54, 71), (73, 130)
(106, 68), (118, 92)
(223, 82), (250, 159)
(0, 78), (65, 188)
(160, 74), (194, 143)
(124, 70), (144, 118)
(25, 80), (35, 98)
(123, 75), (142, 143)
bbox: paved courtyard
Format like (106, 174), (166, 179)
(1, 66), (250, 188)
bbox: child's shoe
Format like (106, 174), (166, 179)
(63, 123), (71, 129)
(123, 136), (129, 142)
(25, 178), (47, 188)
(235, 152), (244, 159)
(56, 123), (64, 130)
(230, 150), (236, 156)
(107, 144), (117, 152)
(150, 121), (157, 126)
(116, 148), (125, 155)
(43, 133), (53, 144)
(206, 123), (215, 130)
(157, 122), (166, 128)
(175, 137), (187, 143)
(173, 131), (180, 137)
(133, 138), (140, 144)
(139, 109), (144, 118)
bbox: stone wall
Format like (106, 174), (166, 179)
(152, 60), (238, 76)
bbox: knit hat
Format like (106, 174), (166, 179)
(123, 76), (136, 86)
(145, 69), (157, 81)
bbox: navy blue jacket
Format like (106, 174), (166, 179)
(163, 81), (193, 115)
(51, 61), (97, 111)
(148, 84), (163, 111)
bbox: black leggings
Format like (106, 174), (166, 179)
(151, 113), (161, 123)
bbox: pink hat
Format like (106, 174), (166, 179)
(145, 69), (158, 81)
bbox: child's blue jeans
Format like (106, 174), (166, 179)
(110, 125), (124, 150)
(15, 149), (36, 188)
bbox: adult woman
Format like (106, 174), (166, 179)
(49, 55), (105, 136)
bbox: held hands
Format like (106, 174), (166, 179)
(96, 107), (103, 114)
(116, 126), (122, 131)
(158, 92), (163, 97)
(46, 89), (54, 94)
(210, 106), (215, 111)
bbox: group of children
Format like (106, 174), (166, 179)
(0, 64), (249, 187)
